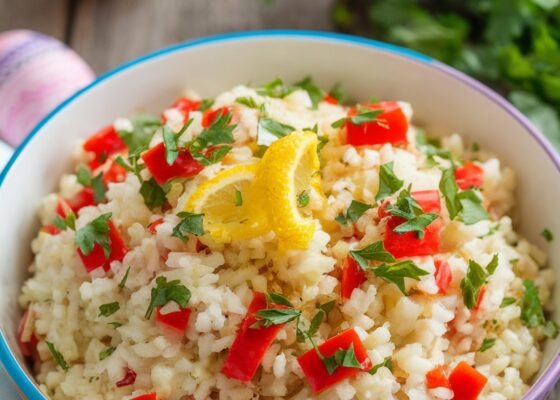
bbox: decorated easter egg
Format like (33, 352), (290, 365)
(0, 30), (94, 147)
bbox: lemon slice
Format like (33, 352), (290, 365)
(184, 164), (269, 242)
(255, 131), (320, 250)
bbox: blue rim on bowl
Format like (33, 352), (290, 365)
(1, 30), (559, 400)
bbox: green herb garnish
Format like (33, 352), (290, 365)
(98, 302), (120, 317)
(349, 241), (396, 270)
(500, 297), (516, 308)
(369, 357), (393, 375)
(253, 308), (302, 327)
(375, 162), (404, 202)
(335, 200), (373, 225)
(294, 76), (325, 109)
(145, 276), (191, 319)
(541, 228), (554, 242)
(371, 260), (429, 295)
(298, 191), (310, 207)
(99, 346), (116, 360)
(478, 338), (496, 352)
(46, 341), (69, 370)
(172, 212), (204, 240)
(235, 96), (259, 109)
(75, 213), (112, 258)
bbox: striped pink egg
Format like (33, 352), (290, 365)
(0, 30), (94, 147)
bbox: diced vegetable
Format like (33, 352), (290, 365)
(130, 393), (157, 400)
(59, 188), (97, 216)
(221, 292), (286, 382)
(455, 162), (484, 190)
(448, 361), (488, 400)
(426, 365), (451, 389)
(434, 260), (452, 294)
(383, 190), (442, 258)
(147, 218), (164, 234)
(83, 126), (127, 169)
(42, 224), (61, 235)
(297, 328), (372, 393)
(345, 101), (408, 146)
(341, 256), (366, 300)
(142, 142), (203, 185)
(155, 307), (192, 333)
(115, 366), (137, 387)
(77, 221), (128, 272)
(323, 94), (339, 105)
(102, 159), (128, 184)
(18, 309), (38, 358)
(166, 97), (201, 123)
(202, 107), (229, 128)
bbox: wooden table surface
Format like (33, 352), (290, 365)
(0, 0), (335, 73)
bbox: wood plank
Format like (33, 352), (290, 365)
(70, 0), (335, 74)
(0, 0), (69, 40)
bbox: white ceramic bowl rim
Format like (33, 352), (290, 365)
(1, 30), (559, 400)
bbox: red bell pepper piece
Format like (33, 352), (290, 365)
(426, 365), (451, 389)
(42, 224), (61, 235)
(18, 309), (38, 358)
(147, 218), (164, 234)
(130, 394), (157, 400)
(448, 361), (487, 400)
(83, 126), (127, 169)
(297, 328), (372, 393)
(162, 97), (201, 124)
(142, 142), (203, 185)
(221, 292), (286, 382)
(116, 367), (137, 387)
(102, 159), (128, 184)
(434, 260), (452, 295)
(345, 101), (408, 146)
(323, 94), (339, 105)
(383, 190), (442, 258)
(341, 256), (366, 300)
(454, 162), (484, 190)
(202, 107), (229, 128)
(59, 188), (96, 216)
(77, 221), (128, 272)
(155, 307), (192, 333)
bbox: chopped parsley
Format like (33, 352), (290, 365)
(500, 297), (516, 308)
(257, 78), (296, 99)
(369, 357), (393, 375)
(335, 200), (373, 225)
(460, 256), (499, 309)
(115, 153), (145, 182)
(99, 346), (116, 360)
(322, 343), (363, 375)
(145, 276), (191, 319)
(544, 320), (560, 339)
(375, 162), (404, 202)
(53, 212), (76, 231)
(117, 114), (162, 155)
(234, 189), (243, 207)
(267, 292), (293, 307)
(439, 167), (488, 225)
(98, 302), (120, 317)
(307, 300), (336, 336)
(46, 341), (69, 370)
(75, 213), (112, 258)
(235, 96), (259, 109)
(541, 228), (554, 242)
(119, 266), (131, 290)
(192, 146), (232, 166)
(189, 110), (235, 153)
(329, 82), (345, 103)
(520, 279), (545, 327)
(371, 260), (429, 295)
(108, 322), (122, 328)
(415, 132), (452, 164)
(172, 212), (204, 240)
(199, 99), (214, 112)
(76, 165), (106, 203)
(139, 178), (168, 209)
(294, 76), (324, 109)
(257, 118), (296, 146)
(386, 188), (438, 238)
(349, 241), (396, 270)
(331, 107), (385, 128)
(162, 125), (180, 165)
(478, 338), (496, 352)
(297, 191), (310, 207)
(253, 308), (302, 328)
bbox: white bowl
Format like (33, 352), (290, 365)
(1, 31), (559, 399)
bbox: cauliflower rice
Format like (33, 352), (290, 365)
(18, 78), (556, 400)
